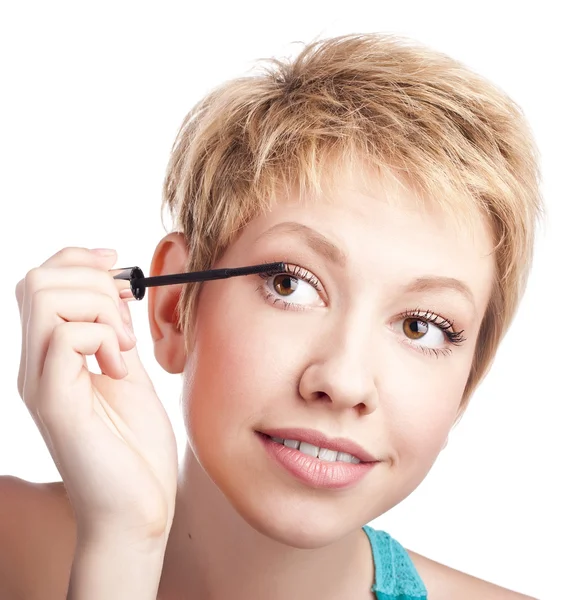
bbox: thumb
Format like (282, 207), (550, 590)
(118, 297), (152, 385)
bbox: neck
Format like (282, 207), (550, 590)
(157, 445), (374, 600)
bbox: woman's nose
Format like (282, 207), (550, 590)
(298, 318), (379, 415)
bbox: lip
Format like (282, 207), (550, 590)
(256, 432), (377, 490)
(256, 427), (379, 463)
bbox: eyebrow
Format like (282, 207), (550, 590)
(254, 221), (476, 308)
(401, 276), (476, 310)
(255, 221), (347, 267)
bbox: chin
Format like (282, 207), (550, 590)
(189, 423), (377, 549)
(234, 493), (354, 549)
(205, 454), (359, 549)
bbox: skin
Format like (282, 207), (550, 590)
(148, 169), (495, 599)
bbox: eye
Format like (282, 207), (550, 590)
(392, 308), (466, 357)
(401, 317), (444, 347)
(257, 264), (324, 309)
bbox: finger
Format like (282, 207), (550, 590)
(20, 262), (130, 318)
(23, 288), (137, 396)
(16, 248), (122, 317)
(37, 321), (126, 425)
(16, 247), (121, 390)
(17, 263), (131, 397)
(40, 246), (118, 268)
(116, 297), (151, 385)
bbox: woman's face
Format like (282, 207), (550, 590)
(181, 172), (494, 548)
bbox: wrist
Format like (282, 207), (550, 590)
(68, 534), (167, 600)
(76, 517), (171, 554)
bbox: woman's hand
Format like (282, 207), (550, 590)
(15, 247), (178, 544)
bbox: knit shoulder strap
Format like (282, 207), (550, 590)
(362, 524), (428, 600)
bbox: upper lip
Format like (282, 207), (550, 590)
(258, 427), (379, 463)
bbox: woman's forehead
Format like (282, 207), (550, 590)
(260, 161), (490, 237)
(252, 167), (493, 252)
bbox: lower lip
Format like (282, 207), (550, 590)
(256, 432), (377, 490)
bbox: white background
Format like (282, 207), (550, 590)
(1, 2), (572, 598)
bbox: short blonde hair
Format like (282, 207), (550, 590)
(161, 33), (543, 418)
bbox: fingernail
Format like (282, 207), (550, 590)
(91, 248), (116, 256)
(119, 288), (134, 300)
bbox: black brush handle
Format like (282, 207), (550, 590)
(112, 262), (285, 301)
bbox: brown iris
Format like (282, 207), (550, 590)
(273, 275), (298, 296)
(403, 318), (428, 340)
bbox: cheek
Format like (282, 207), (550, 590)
(387, 372), (465, 473)
(378, 347), (470, 476)
(194, 283), (305, 394)
(182, 287), (284, 439)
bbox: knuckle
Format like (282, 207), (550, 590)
(51, 321), (73, 345)
(24, 267), (43, 292)
(95, 323), (120, 352)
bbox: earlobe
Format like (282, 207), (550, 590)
(148, 232), (188, 374)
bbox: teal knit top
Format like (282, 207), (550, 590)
(362, 525), (428, 600)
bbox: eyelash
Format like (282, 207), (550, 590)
(398, 307), (467, 358)
(256, 262), (467, 357)
(256, 262), (322, 312)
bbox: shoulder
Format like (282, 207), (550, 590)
(406, 547), (538, 600)
(0, 475), (77, 600)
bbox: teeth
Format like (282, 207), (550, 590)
(318, 447), (339, 462)
(283, 439), (300, 449)
(269, 436), (361, 463)
(336, 452), (357, 463)
(299, 441), (319, 458)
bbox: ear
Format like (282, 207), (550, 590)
(148, 232), (188, 374)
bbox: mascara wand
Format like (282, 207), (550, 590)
(112, 262), (286, 300)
